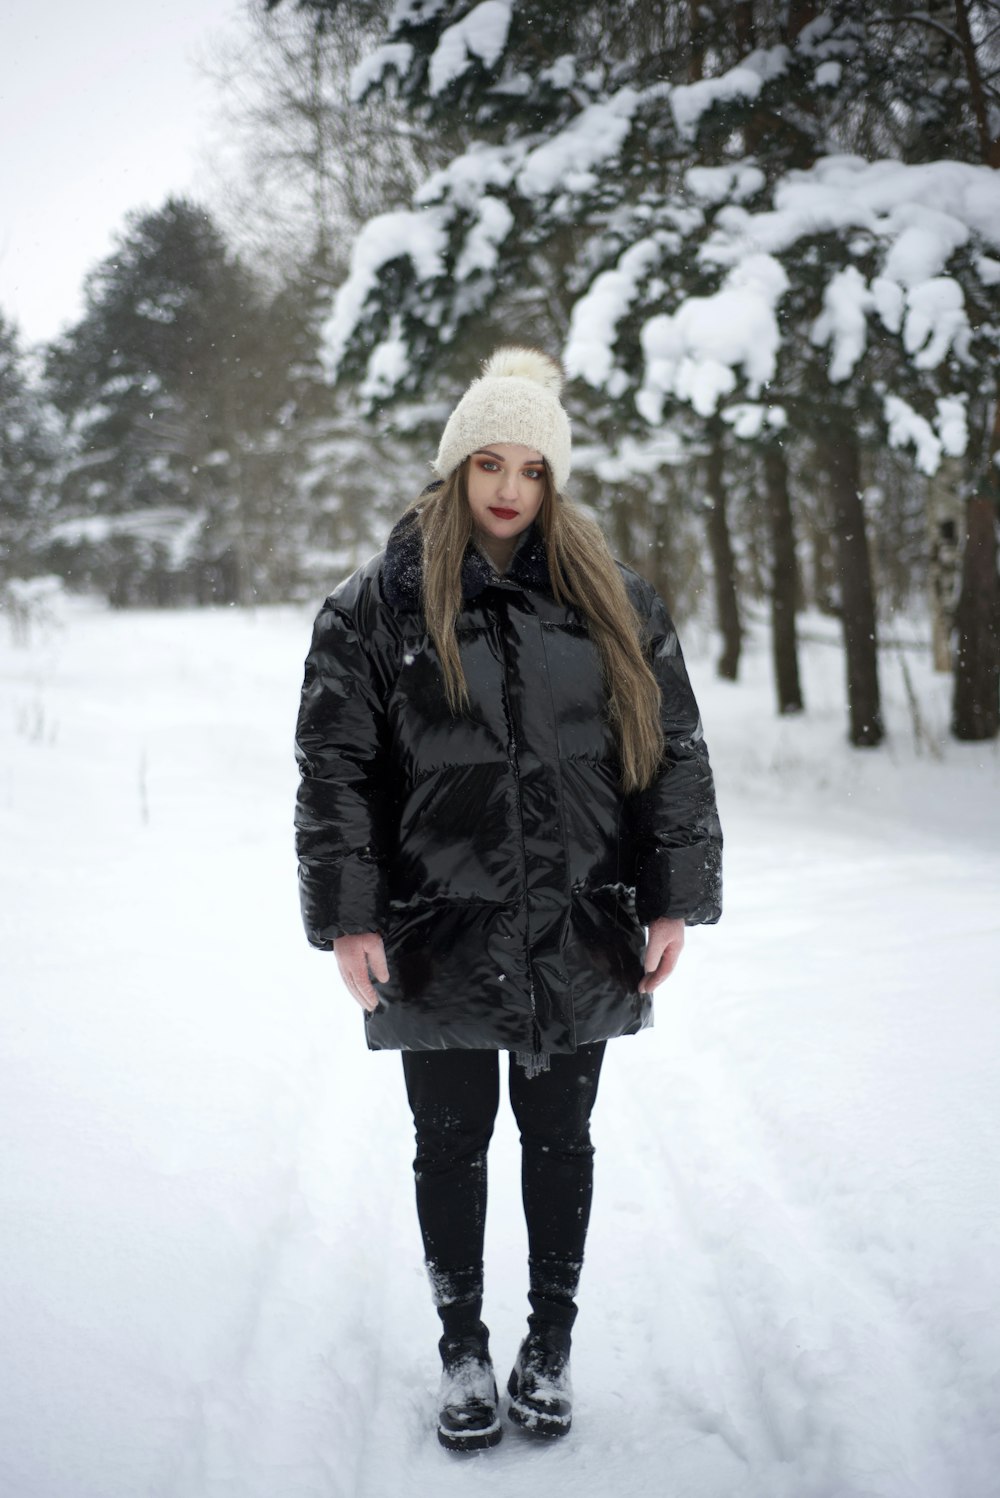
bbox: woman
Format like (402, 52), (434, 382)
(294, 347), (722, 1452)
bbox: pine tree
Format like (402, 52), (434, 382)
(45, 198), (297, 606)
(275, 0), (1000, 742)
(0, 314), (60, 586)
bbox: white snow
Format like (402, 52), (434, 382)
(974, 253), (1000, 286)
(881, 212), (969, 288)
(540, 54), (576, 91)
(685, 164), (766, 205)
(361, 319), (410, 404)
(517, 88), (640, 199)
(935, 395), (968, 457)
(656, 155), (1000, 444)
(902, 276), (970, 369)
(573, 429), (687, 480)
(349, 41), (414, 103)
(3, 598), (1000, 1498)
(884, 394), (943, 476)
(721, 402), (787, 440)
(884, 390), (970, 475)
(813, 60), (842, 88)
(321, 209), (449, 377)
(700, 158), (1000, 270)
(564, 238), (662, 389)
(416, 139), (522, 210)
(47, 508), (205, 570)
(810, 264), (874, 383)
(454, 194), (514, 280)
(428, 0), (512, 96)
(670, 47), (789, 140)
(871, 274), (905, 334)
(637, 253), (789, 421)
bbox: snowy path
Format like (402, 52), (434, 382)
(2, 602), (999, 1498)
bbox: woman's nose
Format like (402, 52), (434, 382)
(498, 471), (519, 500)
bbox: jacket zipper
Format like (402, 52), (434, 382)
(496, 598), (541, 1056)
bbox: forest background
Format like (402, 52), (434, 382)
(2, 0), (999, 749)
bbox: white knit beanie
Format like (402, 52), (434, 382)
(433, 346), (572, 493)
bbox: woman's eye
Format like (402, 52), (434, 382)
(524, 469), (543, 481)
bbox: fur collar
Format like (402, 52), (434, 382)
(380, 505), (552, 611)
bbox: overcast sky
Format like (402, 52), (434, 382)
(0, 0), (249, 347)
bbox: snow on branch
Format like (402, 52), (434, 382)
(321, 209), (449, 378)
(721, 403), (787, 440)
(701, 158), (1000, 270)
(349, 42), (414, 103)
(685, 164), (766, 205)
(454, 195), (514, 280)
(565, 238), (662, 392)
(884, 394), (943, 474)
(517, 87), (641, 198)
(902, 278), (971, 368)
(670, 47), (789, 141)
(636, 254), (789, 422)
(936, 396), (969, 457)
(810, 266), (874, 383)
(884, 392), (969, 474)
(695, 156), (997, 392)
(416, 140), (523, 209)
(428, 0), (513, 95)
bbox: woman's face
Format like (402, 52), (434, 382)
(465, 443), (546, 569)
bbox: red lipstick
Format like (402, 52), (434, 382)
(489, 507), (519, 520)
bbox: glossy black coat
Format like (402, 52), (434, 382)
(295, 514), (722, 1055)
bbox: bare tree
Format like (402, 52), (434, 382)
(200, 0), (427, 281)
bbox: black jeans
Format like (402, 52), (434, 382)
(401, 1044), (606, 1339)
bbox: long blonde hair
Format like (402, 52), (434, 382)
(414, 463), (665, 793)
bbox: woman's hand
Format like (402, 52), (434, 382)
(333, 932), (389, 1012)
(638, 916), (685, 993)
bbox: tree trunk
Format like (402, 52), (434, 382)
(687, 0), (704, 82)
(609, 485), (637, 572)
(785, 0), (818, 43)
(763, 441), (804, 713)
(927, 456), (963, 673)
(704, 422), (742, 680)
(645, 484), (675, 608)
(823, 424), (884, 746)
(952, 482), (1000, 740)
(733, 1), (754, 52)
(953, 0), (1000, 168)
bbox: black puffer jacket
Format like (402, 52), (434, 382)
(295, 512), (722, 1056)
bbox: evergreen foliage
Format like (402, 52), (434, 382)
(0, 315), (60, 585)
(281, 0), (999, 743)
(43, 198), (301, 606)
(7, 0), (999, 742)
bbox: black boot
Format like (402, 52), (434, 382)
(506, 1323), (573, 1438)
(437, 1323), (502, 1453)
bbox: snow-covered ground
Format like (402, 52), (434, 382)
(1, 594), (999, 1498)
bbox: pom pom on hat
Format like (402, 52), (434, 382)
(433, 344), (572, 493)
(479, 345), (564, 394)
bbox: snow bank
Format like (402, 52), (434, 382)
(3, 604), (1000, 1497)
